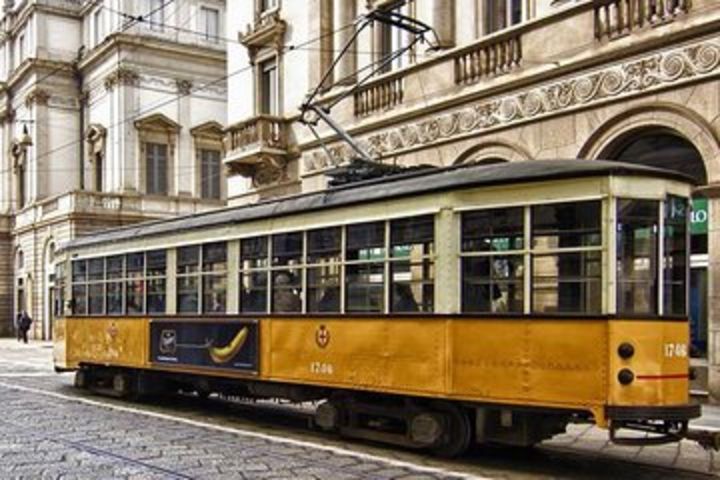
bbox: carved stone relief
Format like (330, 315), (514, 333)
(104, 66), (140, 91)
(303, 38), (720, 172)
(24, 88), (50, 108)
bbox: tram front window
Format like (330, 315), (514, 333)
(617, 199), (659, 315)
(664, 196), (688, 316)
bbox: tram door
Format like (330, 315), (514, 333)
(47, 286), (55, 340)
(690, 269), (707, 357)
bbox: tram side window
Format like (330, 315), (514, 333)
(664, 196), (688, 316)
(346, 222), (385, 313)
(307, 227), (341, 313)
(202, 242), (227, 313)
(87, 258), (105, 315)
(271, 233), (303, 313)
(532, 201), (602, 314)
(71, 260), (88, 315)
(126, 253), (145, 314)
(177, 246), (200, 314)
(461, 208), (524, 313)
(390, 215), (434, 313)
(146, 250), (167, 314)
(106, 255), (124, 315)
(55, 262), (65, 317)
(240, 236), (269, 313)
(617, 199), (659, 315)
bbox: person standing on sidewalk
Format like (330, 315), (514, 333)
(18, 310), (32, 344)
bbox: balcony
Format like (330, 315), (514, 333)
(13, 191), (221, 232)
(223, 115), (291, 187)
(453, 30), (522, 85)
(354, 73), (405, 118)
(302, 0), (713, 174)
(594, 0), (691, 41)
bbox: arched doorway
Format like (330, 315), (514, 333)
(602, 129), (708, 358)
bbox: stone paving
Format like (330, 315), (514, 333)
(1, 339), (720, 479)
(0, 381), (473, 479)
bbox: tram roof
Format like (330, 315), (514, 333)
(66, 159), (694, 251)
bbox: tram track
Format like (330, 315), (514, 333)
(1, 375), (717, 479)
(0, 380), (480, 479)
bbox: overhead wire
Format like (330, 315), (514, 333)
(0, 13), (361, 178)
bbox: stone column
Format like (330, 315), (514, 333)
(176, 79), (193, 197)
(431, 0), (455, 49)
(706, 195), (720, 402)
(334, 0), (357, 85)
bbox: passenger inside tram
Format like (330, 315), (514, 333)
(272, 272), (301, 313)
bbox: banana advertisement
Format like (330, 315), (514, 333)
(150, 320), (258, 373)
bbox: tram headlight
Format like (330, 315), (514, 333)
(618, 368), (634, 386)
(617, 342), (635, 360)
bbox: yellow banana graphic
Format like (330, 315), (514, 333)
(208, 327), (249, 364)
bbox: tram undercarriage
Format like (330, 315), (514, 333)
(76, 364), (710, 457)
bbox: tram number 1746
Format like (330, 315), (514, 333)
(664, 343), (688, 358)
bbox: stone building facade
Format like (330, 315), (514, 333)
(225, 1), (720, 396)
(0, 0), (227, 340)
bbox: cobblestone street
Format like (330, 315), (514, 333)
(1, 340), (719, 479)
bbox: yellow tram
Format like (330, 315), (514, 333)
(53, 159), (703, 456)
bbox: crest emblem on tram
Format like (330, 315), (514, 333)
(159, 330), (177, 354)
(315, 324), (330, 348)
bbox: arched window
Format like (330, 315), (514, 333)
(604, 130), (707, 184)
(603, 129), (708, 358)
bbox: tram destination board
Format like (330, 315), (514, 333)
(150, 320), (259, 373)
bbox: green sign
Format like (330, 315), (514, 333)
(691, 198), (708, 235)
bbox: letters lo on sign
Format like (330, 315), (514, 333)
(691, 198), (708, 235)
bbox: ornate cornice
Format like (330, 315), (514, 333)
(175, 79), (193, 96)
(304, 37), (720, 172)
(239, 10), (286, 63)
(24, 88), (50, 108)
(103, 66), (139, 91)
(78, 32), (226, 73)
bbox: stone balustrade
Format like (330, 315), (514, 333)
(225, 115), (287, 153)
(354, 74), (404, 118)
(453, 31), (522, 85)
(594, 0), (690, 41)
(13, 191), (219, 231)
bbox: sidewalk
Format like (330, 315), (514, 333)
(0, 338), (53, 350)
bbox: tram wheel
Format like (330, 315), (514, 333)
(74, 369), (89, 389)
(112, 372), (135, 398)
(430, 402), (472, 458)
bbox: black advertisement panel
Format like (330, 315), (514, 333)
(150, 320), (258, 373)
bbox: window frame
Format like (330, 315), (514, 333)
(145, 142), (169, 196)
(459, 198), (606, 316)
(200, 148), (222, 200)
(200, 6), (220, 42)
(257, 56), (279, 116)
